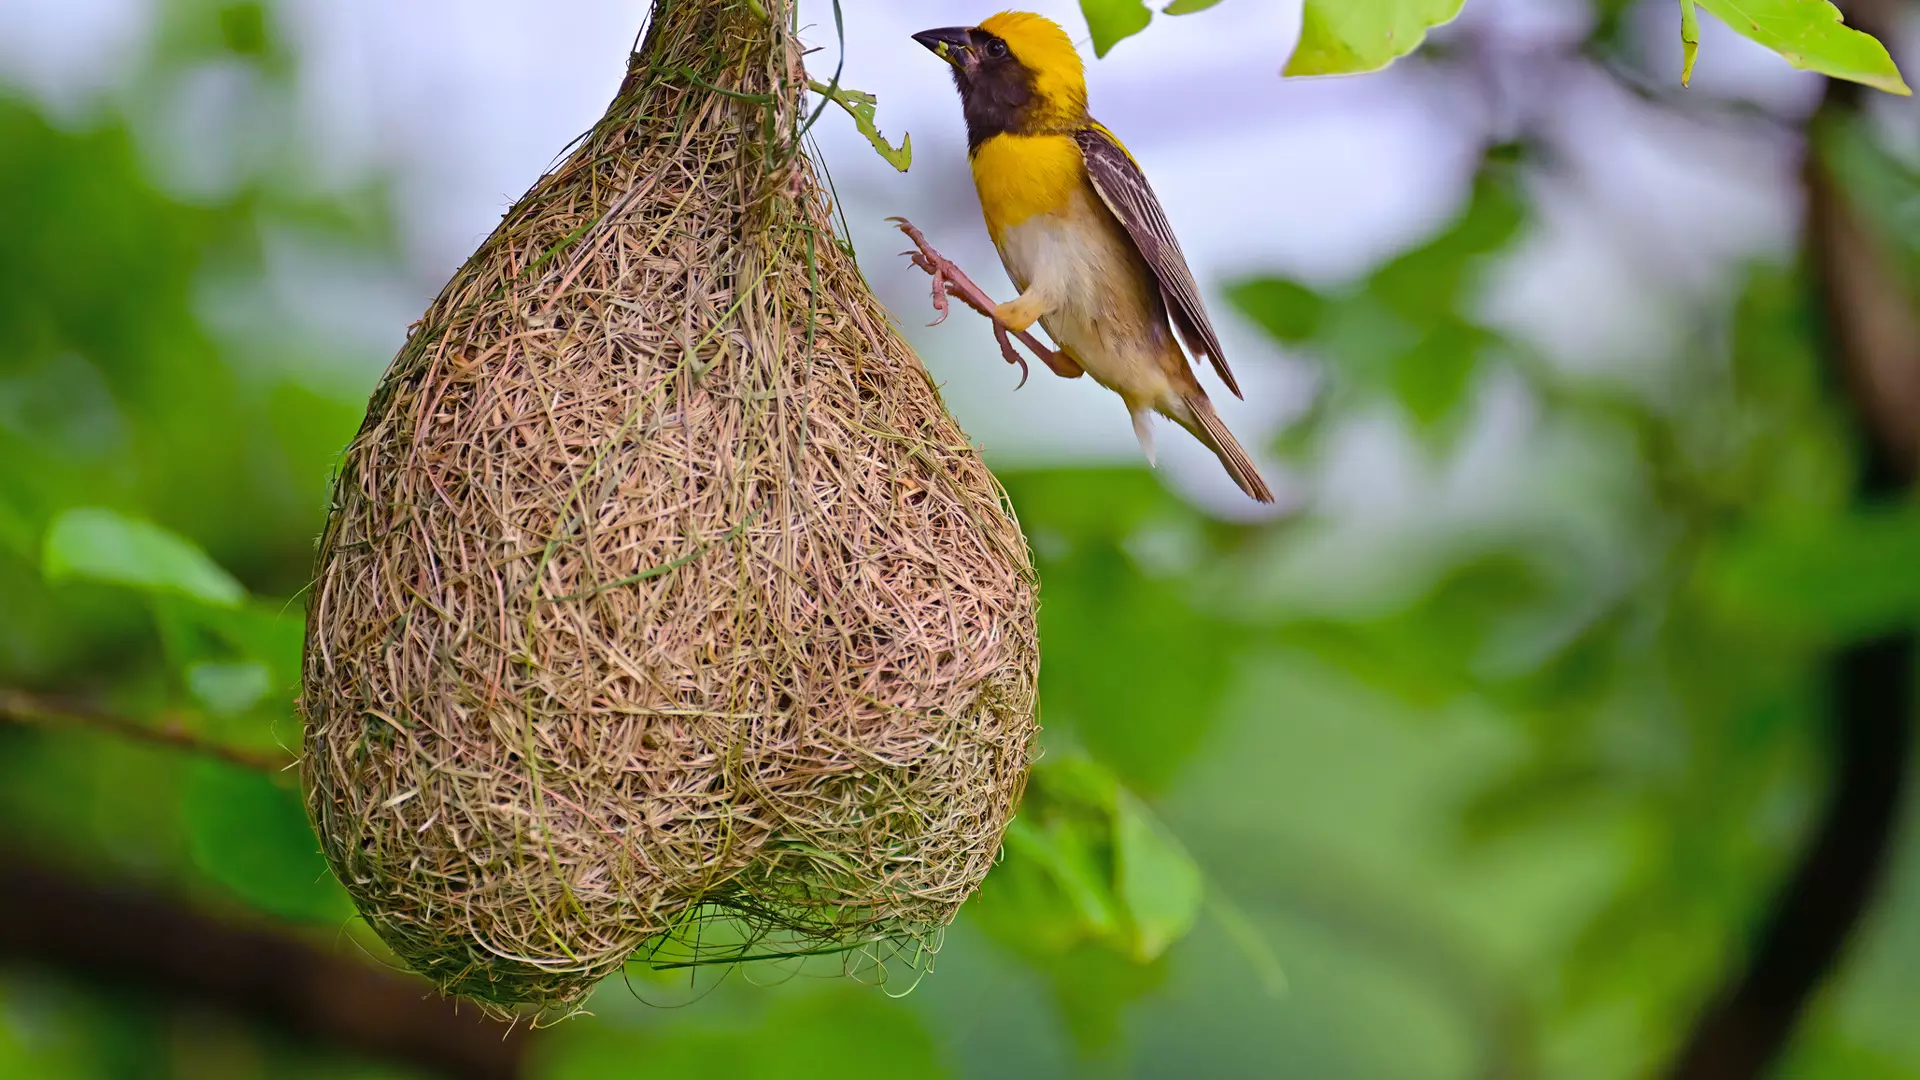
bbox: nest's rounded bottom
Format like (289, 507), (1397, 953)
(384, 902), (950, 1017)
(313, 680), (1034, 1017)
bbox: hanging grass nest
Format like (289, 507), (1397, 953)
(299, 0), (1039, 1014)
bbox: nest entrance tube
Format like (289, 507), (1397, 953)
(299, 0), (1040, 1014)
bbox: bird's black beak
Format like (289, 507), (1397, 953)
(913, 27), (976, 71)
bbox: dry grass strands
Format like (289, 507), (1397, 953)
(300, 0), (1039, 1014)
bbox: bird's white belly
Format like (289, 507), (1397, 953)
(993, 197), (1176, 409)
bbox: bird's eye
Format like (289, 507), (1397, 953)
(983, 38), (1008, 59)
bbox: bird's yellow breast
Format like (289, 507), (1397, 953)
(970, 133), (1086, 243)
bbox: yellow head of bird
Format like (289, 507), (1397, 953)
(913, 11), (1087, 136)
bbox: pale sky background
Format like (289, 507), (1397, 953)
(0, 0), (1819, 523)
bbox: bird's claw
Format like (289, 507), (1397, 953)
(993, 324), (1031, 389)
(890, 215), (1059, 389)
(907, 253), (957, 326)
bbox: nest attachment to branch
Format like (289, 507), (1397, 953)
(300, 0), (1039, 1014)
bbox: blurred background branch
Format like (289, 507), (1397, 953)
(1663, 2), (1920, 1076)
(0, 848), (532, 1080)
(0, 688), (295, 775)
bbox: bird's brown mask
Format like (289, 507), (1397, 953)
(913, 25), (1035, 151)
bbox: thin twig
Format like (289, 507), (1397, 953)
(0, 688), (296, 775)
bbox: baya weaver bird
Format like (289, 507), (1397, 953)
(894, 10), (1274, 503)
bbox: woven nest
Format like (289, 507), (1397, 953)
(299, 0), (1039, 1014)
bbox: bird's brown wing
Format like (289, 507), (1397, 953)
(1075, 123), (1241, 399)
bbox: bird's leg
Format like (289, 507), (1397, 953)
(993, 291), (1050, 335)
(888, 217), (1082, 387)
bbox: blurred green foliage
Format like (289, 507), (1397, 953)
(4, 1), (1920, 1079)
(1092, 0), (1908, 93)
(537, 989), (948, 1080)
(1230, 154), (1525, 443)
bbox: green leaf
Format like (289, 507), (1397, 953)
(186, 660), (271, 716)
(1391, 321), (1486, 431)
(0, 497), (31, 559)
(1285, 0), (1467, 77)
(1113, 791), (1203, 961)
(42, 506), (245, 608)
(968, 756), (1196, 1058)
(1231, 156), (1523, 438)
(1680, 0), (1702, 85)
(1082, 0), (1154, 57)
(807, 81), (912, 172)
(979, 756), (1208, 965)
(977, 822), (1100, 955)
(974, 756), (1126, 957)
(1227, 278), (1326, 343)
(183, 761), (352, 924)
(217, 2), (270, 57)
(1704, 506), (1920, 637)
(1163, 0), (1226, 13)
(1003, 817), (1126, 937)
(1695, 0), (1911, 95)
(1006, 470), (1239, 791)
(1367, 162), (1526, 318)
(192, 600), (307, 692)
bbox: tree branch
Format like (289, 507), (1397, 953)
(1661, 3), (1919, 1074)
(0, 687), (296, 775)
(0, 848), (533, 1080)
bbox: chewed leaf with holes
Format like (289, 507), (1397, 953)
(809, 80), (911, 171)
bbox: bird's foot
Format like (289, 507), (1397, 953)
(888, 216), (1078, 388)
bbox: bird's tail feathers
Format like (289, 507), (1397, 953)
(1173, 394), (1275, 504)
(1131, 410), (1158, 467)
